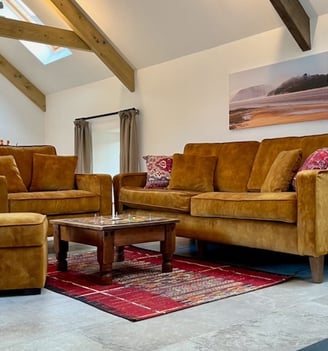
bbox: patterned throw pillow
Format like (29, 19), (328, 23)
(143, 155), (173, 189)
(292, 147), (328, 189)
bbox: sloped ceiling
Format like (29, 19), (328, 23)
(0, 0), (328, 110)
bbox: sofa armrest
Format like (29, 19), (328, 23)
(0, 176), (8, 212)
(113, 172), (147, 213)
(297, 170), (328, 256)
(75, 174), (112, 216)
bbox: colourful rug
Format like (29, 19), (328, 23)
(46, 246), (291, 321)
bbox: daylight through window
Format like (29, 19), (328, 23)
(1, 0), (72, 64)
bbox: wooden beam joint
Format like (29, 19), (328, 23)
(49, 0), (135, 91)
(270, 0), (311, 51)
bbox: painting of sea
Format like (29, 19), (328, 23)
(229, 52), (328, 130)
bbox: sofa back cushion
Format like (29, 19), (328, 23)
(29, 154), (78, 191)
(300, 134), (328, 161)
(261, 149), (302, 192)
(248, 134), (328, 192)
(184, 141), (259, 192)
(168, 153), (217, 192)
(215, 141), (259, 192)
(247, 137), (301, 192)
(0, 145), (57, 189)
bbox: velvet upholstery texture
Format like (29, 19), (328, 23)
(0, 176), (8, 212)
(0, 155), (27, 193)
(0, 145), (56, 189)
(8, 190), (100, 214)
(0, 146), (112, 236)
(261, 149), (302, 192)
(247, 137), (301, 192)
(114, 133), (328, 283)
(184, 141), (259, 192)
(30, 154), (78, 191)
(168, 153), (217, 192)
(0, 213), (48, 291)
(120, 186), (199, 213)
(247, 134), (328, 192)
(191, 192), (297, 223)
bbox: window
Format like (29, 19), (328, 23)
(2, 0), (72, 64)
(91, 117), (120, 176)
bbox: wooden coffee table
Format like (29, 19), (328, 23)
(51, 215), (179, 285)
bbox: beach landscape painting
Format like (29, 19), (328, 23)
(229, 51), (328, 130)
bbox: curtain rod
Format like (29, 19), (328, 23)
(75, 107), (139, 121)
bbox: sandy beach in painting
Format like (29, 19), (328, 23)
(229, 86), (328, 130)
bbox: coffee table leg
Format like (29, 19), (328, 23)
(53, 224), (68, 271)
(96, 230), (114, 285)
(116, 246), (125, 262)
(160, 223), (176, 273)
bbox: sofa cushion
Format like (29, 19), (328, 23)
(0, 213), (47, 248)
(184, 141), (259, 192)
(30, 154), (78, 191)
(8, 190), (99, 215)
(0, 155), (27, 193)
(143, 155), (173, 189)
(214, 141), (259, 192)
(168, 153), (217, 192)
(247, 136), (302, 192)
(261, 149), (302, 192)
(191, 192), (297, 223)
(0, 145), (56, 188)
(120, 186), (199, 213)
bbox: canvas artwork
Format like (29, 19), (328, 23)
(229, 51), (328, 130)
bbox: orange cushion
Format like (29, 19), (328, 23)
(0, 155), (27, 193)
(261, 149), (302, 192)
(30, 154), (77, 191)
(168, 153), (217, 192)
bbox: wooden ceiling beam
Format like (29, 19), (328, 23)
(49, 0), (135, 92)
(270, 0), (311, 51)
(0, 17), (90, 51)
(0, 54), (46, 111)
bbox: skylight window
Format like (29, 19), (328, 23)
(2, 0), (72, 65)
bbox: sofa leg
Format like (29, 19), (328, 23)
(309, 256), (325, 283)
(0, 288), (41, 296)
(196, 240), (207, 258)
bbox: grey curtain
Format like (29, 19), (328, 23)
(74, 119), (93, 173)
(119, 109), (139, 173)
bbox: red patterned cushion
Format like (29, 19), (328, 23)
(143, 155), (173, 189)
(293, 147), (328, 189)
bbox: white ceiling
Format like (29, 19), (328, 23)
(1, 0), (328, 95)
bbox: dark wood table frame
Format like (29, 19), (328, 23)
(51, 216), (178, 285)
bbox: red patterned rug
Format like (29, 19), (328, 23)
(46, 246), (291, 321)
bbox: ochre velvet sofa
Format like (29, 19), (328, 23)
(0, 213), (48, 294)
(0, 145), (112, 235)
(114, 133), (328, 283)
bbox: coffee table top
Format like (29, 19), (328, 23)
(51, 215), (179, 231)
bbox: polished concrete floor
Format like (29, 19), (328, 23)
(1, 238), (328, 351)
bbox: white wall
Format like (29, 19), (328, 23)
(0, 75), (44, 145)
(45, 13), (328, 166)
(1, 15), (327, 156)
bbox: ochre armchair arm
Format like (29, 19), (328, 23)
(113, 172), (147, 213)
(75, 174), (112, 216)
(0, 176), (8, 212)
(297, 169), (328, 256)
